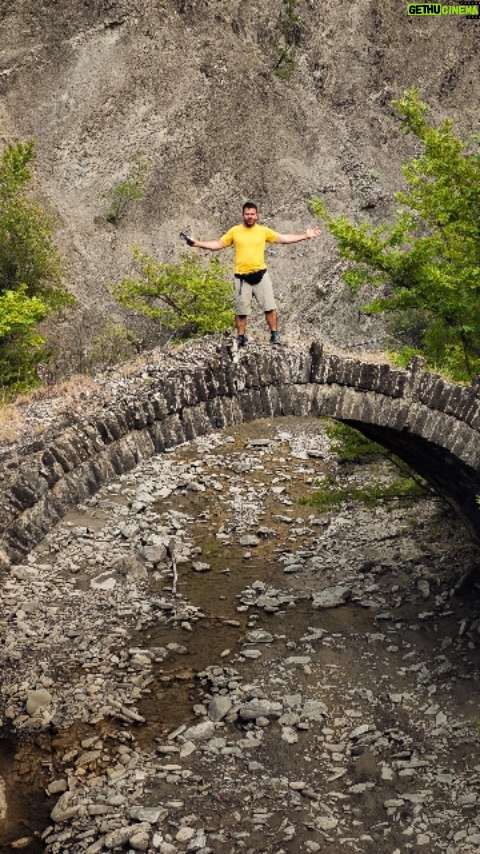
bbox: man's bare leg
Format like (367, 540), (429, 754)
(265, 309), (278, 332)
(235, 315), (248, 347)
(236, 315), (247, 335)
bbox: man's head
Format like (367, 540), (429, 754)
(242, 201), (258, 228)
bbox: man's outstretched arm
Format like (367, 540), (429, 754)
(193, 238), (227, 250)
(274, 226), (321, 245)
(180, 232), (227, 251)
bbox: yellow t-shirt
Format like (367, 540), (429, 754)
(220, 224), (278, 275)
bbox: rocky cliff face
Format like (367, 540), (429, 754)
(1, 0), (478, 357)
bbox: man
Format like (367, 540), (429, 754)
(181, 201), (321, 347)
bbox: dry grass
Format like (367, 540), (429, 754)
(0, 374), (103, 446)
(0, 344), (175, 447)
(30, 373), (98, 400)
(0, 399), (23, 443)
(316, 340), (397, 366)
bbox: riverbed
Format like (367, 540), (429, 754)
(1, 416), (480, 853)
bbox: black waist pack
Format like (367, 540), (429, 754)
(235, 269), (266, 285)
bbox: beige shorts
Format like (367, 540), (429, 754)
(234, 270), (277, 315)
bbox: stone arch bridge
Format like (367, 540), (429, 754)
(1, 340), (480, 567)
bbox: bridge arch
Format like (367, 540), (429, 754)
(1, 341), (479, 565)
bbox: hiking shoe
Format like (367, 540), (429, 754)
(270, 331), (281, 345)
(237, 334), (247, 348)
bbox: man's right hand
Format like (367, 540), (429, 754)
(180, 231), (195, 246)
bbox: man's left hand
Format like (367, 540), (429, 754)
(180, 231), (195, 246)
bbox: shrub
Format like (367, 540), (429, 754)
(275, 0), (300, 78)
(0, 287), (49, 392)
(301, 474), (426, 513)
(110, 248), (234, 339)
(324, 420), (385, 461)
(85, 321), (140, 372)
(104, 152), (148, 225)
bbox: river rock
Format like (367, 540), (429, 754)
(50, 792), (82, 823)
(312, 586), (352, 608)
(25, 688), (53, 716)
(207, 696), (232, 722)
(182, 720), (216, 741)
(238, 699), (283, 721)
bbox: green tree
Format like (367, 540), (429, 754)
(310, 89), (480, 380)
(0, 141), (64, 300)
(0, 140), (73, 394)
(110, 248), (234, 338)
